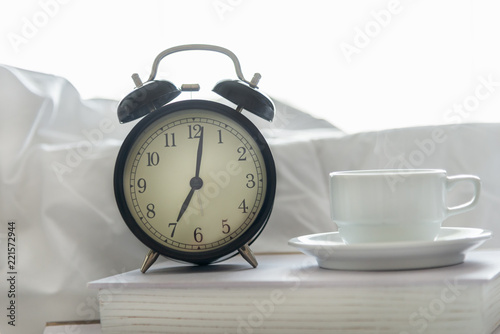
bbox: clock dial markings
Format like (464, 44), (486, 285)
(123, 110), (267, 253)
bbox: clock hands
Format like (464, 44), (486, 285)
(177, 126), (204, 222)
(177, 188), (195, 222)
(195, 126), (203, 178)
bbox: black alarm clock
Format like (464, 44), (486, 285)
(113, 44), (276, 273)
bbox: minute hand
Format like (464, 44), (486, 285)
(176, 127), (204, 222)
(195, 126), (203, 177)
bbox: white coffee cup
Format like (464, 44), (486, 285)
(329, 169), (481, 244)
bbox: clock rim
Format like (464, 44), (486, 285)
(114, 99), (276, 265)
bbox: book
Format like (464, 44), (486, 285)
(43, 321), (101, 334)
(88, 250), (500, 334)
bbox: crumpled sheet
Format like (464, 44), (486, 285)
(255, 122), (500, 254)
(1, 64), (499, 333)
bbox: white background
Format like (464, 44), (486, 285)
(1, 0), (500, 133)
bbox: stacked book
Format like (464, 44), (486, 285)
(88, 251), (500, 334)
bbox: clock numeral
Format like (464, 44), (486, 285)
(165, 133), (176, 147)
(246, 174), (256, 188)
(146, 152), (160, 166)
(237, 147), (247, 161)
(146, 203), (156, 218)
(168, 223), (177, 237)
(238, 199), (249, 213)
(137, 178), (147, 193)
(194, 227), (203, 243)
(222, 219), (231, 234)
(217, 130), (223, 144)
(188, 125), (203, 139)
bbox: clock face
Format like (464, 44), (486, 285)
(114, 100), (275, 264)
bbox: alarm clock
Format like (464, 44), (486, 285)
(113, 44), (276, 273)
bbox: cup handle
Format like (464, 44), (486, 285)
(446, 175), (481, 217)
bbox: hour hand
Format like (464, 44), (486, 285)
(177, 176), (203, 222)
(177, 188), (195, 222)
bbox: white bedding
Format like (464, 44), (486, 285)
(1, 65), (499, 333)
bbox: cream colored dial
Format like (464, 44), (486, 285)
(121, 108), (267, 254)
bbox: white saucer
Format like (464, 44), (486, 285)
(288, 227), (492, 271)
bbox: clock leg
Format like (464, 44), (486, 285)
(140, 249), (160, 273)
(238, 244), (258, 268)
